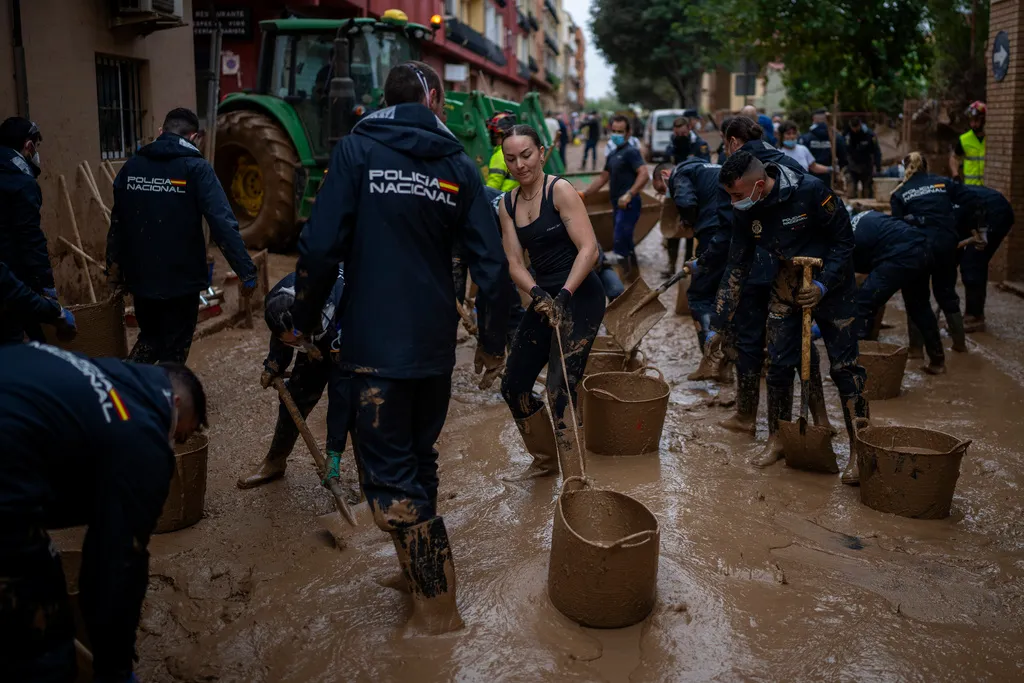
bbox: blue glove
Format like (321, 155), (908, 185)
(684, 259), (699, 278)
(814, 281), (827, 297)
(241, 277), (258, 293)
(811, 322), (821, 340)
(54, 307), (77, 342)
(42, 287), (58, 299)
(797, 280), (827, 308)
(703, 329), (721, 358)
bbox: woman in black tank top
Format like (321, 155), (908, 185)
(496, 125), (605, 481)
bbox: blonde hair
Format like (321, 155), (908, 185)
(894, 151), (926, 192)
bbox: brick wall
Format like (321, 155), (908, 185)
(984, 0), (1024, 281)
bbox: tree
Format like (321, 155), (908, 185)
(613, 66), (677, 110)
(590, 0), (720, 107)
(928, 0), (989, 119)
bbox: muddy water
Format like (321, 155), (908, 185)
(127, 238), (1024, 681)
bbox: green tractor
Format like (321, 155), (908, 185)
(216, 11), (565, 250)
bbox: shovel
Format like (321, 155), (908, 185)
(777, 257), (838, 473)
(603, 268), (689, 353)
(272, 378), (357, 527)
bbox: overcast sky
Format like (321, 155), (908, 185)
(561, 0), (612, 100)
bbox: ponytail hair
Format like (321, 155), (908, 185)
(894, 151), (926, 192)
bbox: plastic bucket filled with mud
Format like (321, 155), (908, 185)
(856, 421), (971, 519)
(584, 347), (645, 378)
(155, 434), (209, 533)
(858, 341), (908, 400)
(43, 296), (128, 358)
(548, 477), (660, 628)
(582, 367), (670, 456)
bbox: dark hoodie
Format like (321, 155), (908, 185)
(0, 146), (53, 294)
(0, 259), (62, 341)
(0, 343), (176, 679)
(107, 133), (255, 299)
(714, 163), (854, 328)
(293, 103), (509, 379)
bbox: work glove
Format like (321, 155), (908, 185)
(797, 280), (827, 309)
(811, 322), (822, 340)
(290, 329), (323, 361)
(530, 286), (555, 320)
(549, 288), (573, 329)
(241, 277), (258, 295)
(53, 306), (77, 342)
(474, 345), (505, 390)
(684, 259), (698, 278)
(617, 191), (633, 209)
(703, 329), (722, 357)
(42, 287), (58, 300)
(260, 368), (278, 390)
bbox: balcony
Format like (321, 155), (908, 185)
(528, 56), (539, 73)
(517, 10), (530, 32)
(546, 70), (561, 89)
(446, 18), (508, 67)
(527, 12), (539, 31)
(544, 0), (560, 23)
(518, 60), (530, 80)
(544, 32), (560, 55)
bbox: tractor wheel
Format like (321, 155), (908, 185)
(215, 110), (299, 250)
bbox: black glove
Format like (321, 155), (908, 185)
(550, 288), (572, 328)
(530, 286), (555, 320)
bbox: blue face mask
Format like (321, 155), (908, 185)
(610, 133), (626, 147)
(782, 139), (796, 148)
(733, 180), (764, 211)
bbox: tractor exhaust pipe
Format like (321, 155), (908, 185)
(328, 36), (356, 147)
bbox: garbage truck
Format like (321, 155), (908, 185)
(215, 10), (564, 250)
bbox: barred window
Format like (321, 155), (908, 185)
(96, 55), (144, 160)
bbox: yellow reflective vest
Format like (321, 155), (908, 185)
(485, 146), (519, 192)
(959, 130), (985, 186)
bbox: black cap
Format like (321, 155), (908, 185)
(812, 108), (828, 116)
(0, 117), (41, 149)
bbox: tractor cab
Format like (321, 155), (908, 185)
(254, 13), (427, 160)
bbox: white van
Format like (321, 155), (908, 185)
(643, 108), (697, 162)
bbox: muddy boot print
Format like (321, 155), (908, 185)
(751, 383), (792, 468)
(390, 516), (465, 635)
(503, 404), (560, 481)
(720, 371), (760, 434)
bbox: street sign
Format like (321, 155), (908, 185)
(194, 8), (253, 41)
(993, 30), (1010, 82)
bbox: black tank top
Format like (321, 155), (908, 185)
(505, 175), (578, 288)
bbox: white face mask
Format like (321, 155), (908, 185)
(31, 151), (39, 167)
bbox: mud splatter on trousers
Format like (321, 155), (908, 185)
(127, 294), (200, 364)
(337, 373), (451, 530)
(0, 525), (76, 682)
(501, 272), (605, 429)
(855, 254), (943, 361)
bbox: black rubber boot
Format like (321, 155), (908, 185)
(719, 371), (760, 434)
(920, 322), (947, 375)
(391, 516), (465, 635)
(906, 313), (924, 359)
(503, 404), (559, 481)
(840, 395), (870, 485)
(661, 241), (679, 279)
(946, 311), (968, 352)
(751, 381), (793, 467)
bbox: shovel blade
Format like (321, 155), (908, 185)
(778, 419), (838, 473)
(603, 278), (667, 352)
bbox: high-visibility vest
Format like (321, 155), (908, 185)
(960, 130), (985, 186)
(486, 146), (519, 192)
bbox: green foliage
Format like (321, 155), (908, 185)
(585, 94), (626, 113)
(928, 0), (989, 118)
(613, 64), (678, 110)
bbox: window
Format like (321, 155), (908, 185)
(444, 0), (457, 16)
(96, 55), (144, 160)
(485, 4), (504, 46)
(734, 57), (758, 97)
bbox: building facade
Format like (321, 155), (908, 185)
(1, 0), (197, 303)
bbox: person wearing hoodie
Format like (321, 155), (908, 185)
(0, 117), (56, 343)
(954, 184), (1014, 332)
(106, 108), (257, 364)
(290, 61), (509, 635)
(0, 259), (77, 343)
(710, 151), (868, 484)
(800, 108), (847, 188)
(0, 342), (207, 683)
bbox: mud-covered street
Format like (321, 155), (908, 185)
(117, 219), (1024, 682)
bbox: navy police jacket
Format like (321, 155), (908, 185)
(666, 131), (711, 164)
(890, 172), (976, 249)
(800, 123), (848, 185)
(0, 342), (176, 676)
(0, 146), (53, 293)
(293, 103), (510, 378)
(107, 133), (256, 299)
(263, 269), (344, 375)
(850, 210), (929, 274)
(953, 185), (1014, 240)
(0, 260), (62, 338)
(667, 159), (731, 248)
(715, 164), (854, 326)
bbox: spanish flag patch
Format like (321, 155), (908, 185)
(109, 389), (131, 421)
(170, 179), (187, 187)
(438, 179), (459, 194)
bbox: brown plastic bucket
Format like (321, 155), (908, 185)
(548, 477), (660, 628)
(592, 335), (620, 353)
(858, 341), (908, 400)
(855, 420), (971, 519)
(584, 347), (646, 378)
(155, 434), (209, 533)
(43, 296), (128, 358)
(582, 367), (670, 456)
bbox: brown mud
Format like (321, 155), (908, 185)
(858, 340), (910, 400)
(125, 229), (1024, 680)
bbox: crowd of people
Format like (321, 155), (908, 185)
(0, 53), (1012, 681)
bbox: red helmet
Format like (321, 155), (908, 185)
(487, 111), (517, 137)
(967, 101), (986, 117)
